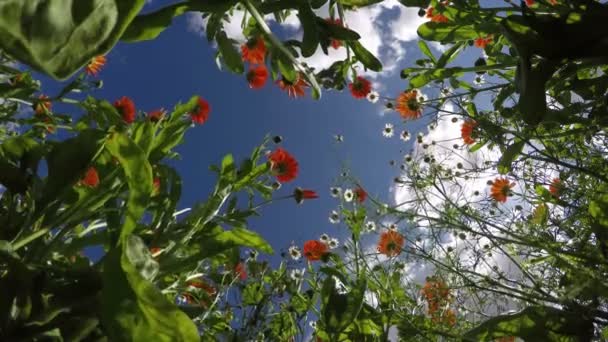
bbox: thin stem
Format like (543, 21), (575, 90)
(12, 228), (49, 251)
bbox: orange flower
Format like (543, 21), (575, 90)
(188, 280), (217, 297)
(377, 230), (405, 257)
(114, 96), (136, 124)
(81, 167), (100, 188)
(426, 7), (449, 23)
(461, 119), (477, 145)
(148, 109), (165, 122)
(303, 240), (328, 261)
(549, 178), (563, 198)
(235, 262), (247, 281)
(34, 95), (51, 115)
(268, 148), (299, 182)
(241, 36), (266, 65)
(247, 65), (268, 89)
(325, 18), (344, 49)
(395, 90), (422, 120)
(85, 55), (106, 76)
(153, 177), (161, 195)
(277, 76), (308, 98)
(349, 76), (372, 99)
(422, 278), (451, 305)
(490, 177), (515, 203)
(525, 0), (534, 6)
(150, 247), (162, 256)
(190, 97), (210, 124)
(355, 186), (367, 203)
(474, 35), (493, 49)
(442, 308), (457, 326)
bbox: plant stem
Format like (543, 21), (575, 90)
(12, 228), (49, 251)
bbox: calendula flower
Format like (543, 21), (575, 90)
(190, 97), (210, 124)
(303, 240), (328, 261)
(396, 90), (423, 120)
(400, 130), (411, 142)
(241, 36), (266, 64)
(247, 64), (268, 89)
(148, 109), (165, 123)
(490, 177), (515, 203)
(288, 245), (302, 260)
(461, 119), (477, 145)
(474, 35), (493, 49)
(153, 177), (161, 195)
(330, 187), (342, 198)
(268, 148), (299, 182)
(367, 91), (380, 103)
(329, 210), (340, 224)
(355, 186), (367, 203)
(81, 167), (100, 188)
(525, 0), (534, 6)
(383, 123), (395, 138)
(426, 6), (449, 23)
(549, 178), (563, 198)
(294, 187), (318, 204)
(377, 230), (405, 257)
(85, 55), (106, 76)
(114, 96), (136, 124)
(349, 76), (372, 99)
(325, 18), (344, 49)
(344, 189), (354, 202)
(277, 76), (307, 98)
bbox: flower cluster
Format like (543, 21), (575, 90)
(421, 277), (456, 326)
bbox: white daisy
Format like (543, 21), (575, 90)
(309, 321), (317, 330)
(473, 74), (485, 86)
(418, 92), (428, 103)
(330, 187), (342, 198)
(365, 221), (377, 232)
(289, 268), (305, 281)
(329, 210), (340, 224)
(328, 238), (339, 249)
(399, 130), (411, 142)
(344, 189), (354, 202)
(288, 245), (301, 260)
(367, 91), (380, 103)
(320, 233), (330, 243)
(404, 154), (413, 163)
(382, 123), (394, 138)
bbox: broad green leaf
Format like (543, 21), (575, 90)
(121, 3), (189, 42)
(436, 42), (463, 68)
(339, 0), (383, 7)
(463, 306), (592, 342)
(417, 22), (498, 43)
(349, 41), (382, 72)
(0, 0), (145, 79)
(124, 235), (159, 281)
(322, 277), (366, 335)
(242, 283), (264, 305)
(409, 67), (462, 88)
(106, 132), (153, 243)
(101, 247), (199, 342)
(398, 0), (431, 6)
(497, 140), (525, 174)
(216, 227), (273, 254)
(298, 5), (319, 57)
(216, 31), (245, 74)
(321, 19), (361, 41)
(132, 121), (155, 157)
(417, 41), (436, 63)
(589, 185), (608, 227)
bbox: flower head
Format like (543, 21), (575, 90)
(241, 36), (266, 64)
(153, 177), (161, 195)
(396, 90), (423, 120)
(290, 268), (305, 281)
(294, 187), (318, 204)
(325, 18), (344, 49)
(490, 177), (515, 203)
(81, 167), (99, 188)
(85, 55), (106, 76)
(349, 76), (372, 99)
(367, 91), (380, 103)
(34, 95), (52, 115)
(549, 178), (563, 198)
(148, 109), (166, 123)
(268, 148), (299, 182)
(355, 186), (367, 203)
(289, 245), (302, 260)
(377, 230), (405, 257)
(303, 240), (329, 261)
(344, 189), (354, 202)
(114, 96), (136, 124)
(235, 262), (247, 281)
(190, 97), (210, 125)
(330, 187), (342, 198)
(426, 7), (449, 23)
(247, 64), (268, 89)
(277, 76), (307, 98)
(328, 238), (339, 249)
(329, 210), (340, 224)
(474, 35), (493, 49)
(383, 123), (395, 138)
(461, 119), (477, 145)
(400, 130), (411, 142)
(320, 233), (330, 243)
(365, 221), (377, 232)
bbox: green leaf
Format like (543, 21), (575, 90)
(124, 235), (159, 281)
(349, 41), (382, 72)
(417, 41), (436, 64)
(436, 42), (463, 68)
(322, 277), (366, 335)
(339, 0), (383, 7)
(216, 31), (245, 74)
(398, 0), (430, 6)
(216, 227), (273, 254)
(132, 121), (155, 157)
(589, 185), (608, 227)
(298, 5), (319, 57)
(464, 306), (593, 342)
(101, 246), (199, 341)
(409, 67), (462, 88)
(121, 3), (189, 42)
(242, 283), (265, 305)
(106, 132), (153, 243)
(497, 140), (525, 174)
(321, 19), (361, 41)
(0, 0), (145, 79)
(417, 22), (498, 43)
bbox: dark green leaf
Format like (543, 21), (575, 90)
(349, 41), (382, 72)
(121, 3), (189, 42)
(216, 31), (245, 74)
(299, 5), (319, 57)
(498, 140), (525, 174)
(417, 41), (436, 63)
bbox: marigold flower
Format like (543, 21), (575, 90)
(422, 279), (451, 304)
(461, 119), (477, 145)
(268, 148), (299, 182)
(474, 35), (493, 49)
(187, 280), (217, 297)
(148, 109), (165, 123)
(190, 97), (210, 125)
(235, 262), (247, 281)
(325, 18), (344, 49)
(241, 36), (266, 65)
(277, 76), (308, 98)
(81, 167), (100, 188)
(490, 177), (515, 203)
(34, 95), (52, 115)
(349, 76), (372, 99)
(114, 96), (136, 124)
(294, 187), (319, 204)
(303, 240), (329, 261)
(247, 65), (268, 89)
(395, 90), (422, 120)
(355, 186), (367, 203)
(426, 7), (449, 23)
(85, 55), (106, 76)
(549, 177), (563, 198)
(377, 230), (405, 257)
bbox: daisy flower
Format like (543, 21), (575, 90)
(330, 187), (342, 198)
(367, 91), (380, 103)
(473, 74), (485, 86)
(328, 238), (339, 249)
(329, 210), (340, 224)
(344, 189), (354, 202)
(290, 268), (305, 281)
(382, 123), (394, 138)
(400, 130), (411, 142)
(288, 245), (302, 260)
(365, 221), (377, 232)
(320, 233), (330, 243)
